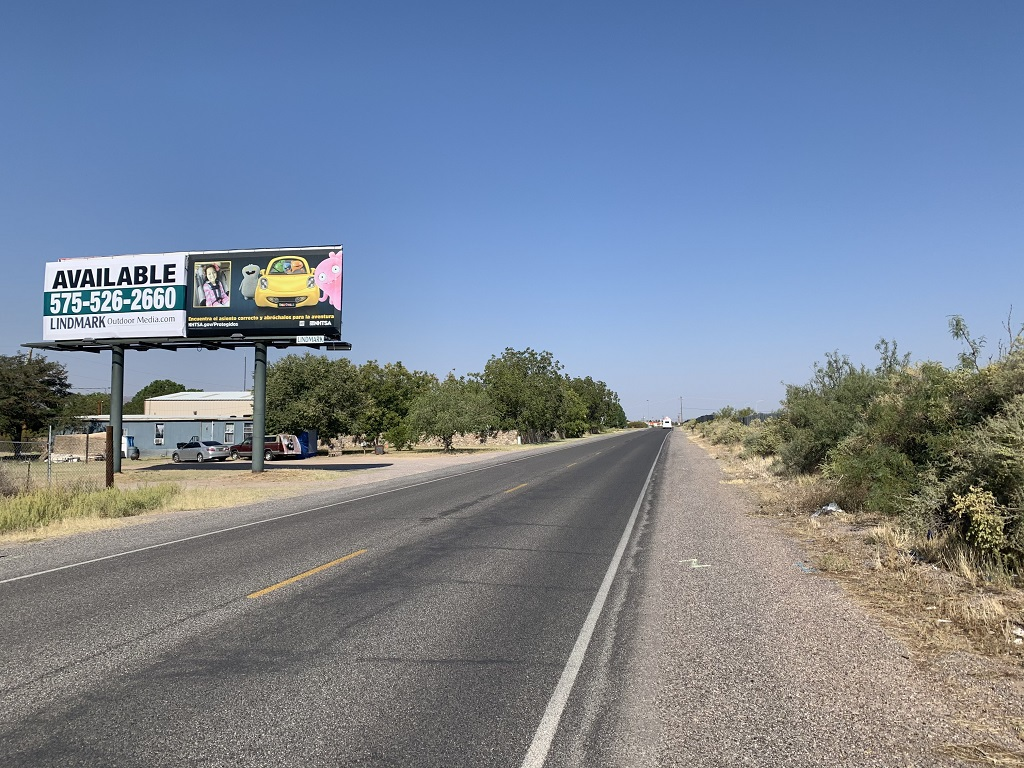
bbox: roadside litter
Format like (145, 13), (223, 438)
(811, 502), (844, 518)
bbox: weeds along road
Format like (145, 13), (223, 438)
(0, 430), (971, 767)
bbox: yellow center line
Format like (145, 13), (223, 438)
(565, 462), (577, 468)
(505, 482), (529, 494)
(247, 549), (368, 599)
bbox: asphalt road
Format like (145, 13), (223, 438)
(0, 429), (671, 767)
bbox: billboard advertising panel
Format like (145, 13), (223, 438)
(185, 246), (343, 339)
(43, 253), (188, 341)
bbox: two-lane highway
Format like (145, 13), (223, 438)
(0, 429), (670, 767)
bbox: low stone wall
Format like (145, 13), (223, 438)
(326, 430), (523, 453)
(52, 433), (105, 460)
(416, 430), (522, 450)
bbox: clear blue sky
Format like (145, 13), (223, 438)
(3, 1), (1022, 421)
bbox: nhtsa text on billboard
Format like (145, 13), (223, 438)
(43, 253), (188, 340)
(42, 246), (343, 343)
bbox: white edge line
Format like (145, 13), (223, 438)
(0, 434), (628, 586)
(519, 431), (669, 768)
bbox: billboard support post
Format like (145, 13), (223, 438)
(105, 427), (114, 488)
(111, 345), (124, 474)
(252, 342), (267, 474)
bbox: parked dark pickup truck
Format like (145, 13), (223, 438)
(228, 434), (302, 461)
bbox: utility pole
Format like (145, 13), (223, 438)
(679, 396), (683, 424)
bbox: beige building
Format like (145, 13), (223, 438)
(144, 391), (253, 419)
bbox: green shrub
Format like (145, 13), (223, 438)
(824, 434), (917, 515)
(777, 352), (884, 474)
(741, 418), (786, 458)
(954, 393), (1024, 510)
(383, 422), (416, 450)
(951, 486), (1006, 560)
(706, 419), (745, 445)
(900, 467), (948, 532)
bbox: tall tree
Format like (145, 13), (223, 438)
(0, 353), (71, 441)
(357, 361), (437, 449)
(568, 376), (625, 432)
(558, 384), (589, 438)
(124, 380), (201, 415)
(405, 376), (493, 454)
(406, 375), (494, 452)
(478, 347), (564, 442)
(266, 354), (364, 438)
(59, 392), (111, 427)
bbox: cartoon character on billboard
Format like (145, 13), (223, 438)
(314, 250), (343, 311)
(238, 264), (260, 300)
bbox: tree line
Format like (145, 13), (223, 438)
(0, 347), (627, 450)
(265, 347), (626, 450)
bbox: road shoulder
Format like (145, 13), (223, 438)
(589, 431), (1013, 767)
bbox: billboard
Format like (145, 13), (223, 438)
(41, 246), (343, 344)
(185, 246), (343, 339)
(43, 253), (188, 341)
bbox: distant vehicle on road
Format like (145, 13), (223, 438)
(172, 440), (231, 463)
(662, 417), (673, 429)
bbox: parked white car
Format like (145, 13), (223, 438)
(172, 440), (231, 462)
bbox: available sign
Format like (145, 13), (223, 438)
(43, 253), (188, 340)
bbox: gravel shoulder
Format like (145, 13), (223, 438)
(591, 431), (1024, 767)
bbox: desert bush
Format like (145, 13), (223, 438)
(954, 394), (1024, 509)
(777, 352), (884, 474)
(703, 419), (745, 445)
(741, 417), (787, 458)
(900, 467), (949, 532)
(701, 321), (1024, 570)
(824, 433), (918, 515)
(0, 465), (21, 498)
(951, 486), (1006, 561)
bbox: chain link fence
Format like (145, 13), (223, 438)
(0, 438), (107, 494)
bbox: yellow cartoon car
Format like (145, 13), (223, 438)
(254, 256), (319, 308)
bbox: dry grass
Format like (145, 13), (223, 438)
(941, 742), (1024, 766)
(942, 717), (1024, 765)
